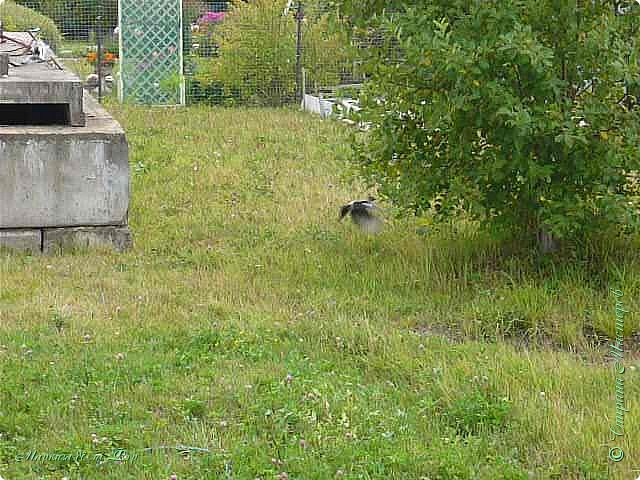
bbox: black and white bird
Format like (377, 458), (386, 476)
(339, 196), (383, 233)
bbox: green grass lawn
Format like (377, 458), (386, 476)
(1, 105), (639, 479)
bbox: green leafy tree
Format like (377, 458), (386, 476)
(354, 0), (640, 251)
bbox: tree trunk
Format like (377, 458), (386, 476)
(537, 226), (559, 253)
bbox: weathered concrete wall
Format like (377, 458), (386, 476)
(43, 226), (132, 253)
(0, 96), (130, 229)
(0, 33), (131, 253)
(0, 230), (41, 253)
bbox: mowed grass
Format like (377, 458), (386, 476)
(1, 104), (639, 479)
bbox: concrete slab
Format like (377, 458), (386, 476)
(0, 229), (41, 253)
(0, 32), (85, 126)
(43, 226), (132, 253)
(0, 34), (131, 252)
(0, 95), (130, 229)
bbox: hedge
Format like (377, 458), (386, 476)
(0, 0), (63, 50)
(13, 0), (118, 40)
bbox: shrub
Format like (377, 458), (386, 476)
(353, 1), (640, 251)
(193, 0), (355, 106)
(185, 77), (241, 106)
(0, 0), (63, 50)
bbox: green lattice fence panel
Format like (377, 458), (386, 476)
(118, 0), (184, 104)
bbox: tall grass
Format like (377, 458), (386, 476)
(0, 105), (638, 479)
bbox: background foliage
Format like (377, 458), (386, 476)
(0, 0), (63, 48)
(15, 0), (118, 39)
(190, 0), (356, 106)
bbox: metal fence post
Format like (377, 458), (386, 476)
(295, 0), (304, 104)
(96, 13), (103, 103)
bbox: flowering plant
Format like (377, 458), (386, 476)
(191, 11), (226, 57)
(198, 11), (225, 24)
(86, 50), (118, 66)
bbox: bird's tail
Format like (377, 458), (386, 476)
(339, 204), (350, 221)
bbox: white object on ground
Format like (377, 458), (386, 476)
(319, 99), (333, 118)
(302, 94), (321, 115)
(301, 94), (334, 119)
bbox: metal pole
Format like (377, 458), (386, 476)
(96, 14), (103, 102)
(300, 67), (306, 107)
(295, 0), (304, 104)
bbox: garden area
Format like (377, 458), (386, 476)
(1, 0), (640, 479)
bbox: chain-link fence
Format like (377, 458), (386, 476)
(182, 0), (366, 106)
(1, 0), (384, 106)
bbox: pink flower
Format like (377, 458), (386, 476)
(198, 12), (225, 24)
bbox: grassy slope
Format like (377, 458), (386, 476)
(0, 105), (639, 479)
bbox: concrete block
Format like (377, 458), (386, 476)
(0, 32), (85, 126)
(0, 229), (41, 253)
(0, 53), (8, 77)
(43, 226), (132, 253)
(0, 95), (130, 229)
(0, 34), (131, 252)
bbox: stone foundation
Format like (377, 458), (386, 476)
(0, 95), (130, 229)
(0, 32), (131, 254)
(0, 230), (42, 253)
(0, 226), (132, 254)
(43, 226), (132, 253)
(0, 95), (132, 254)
